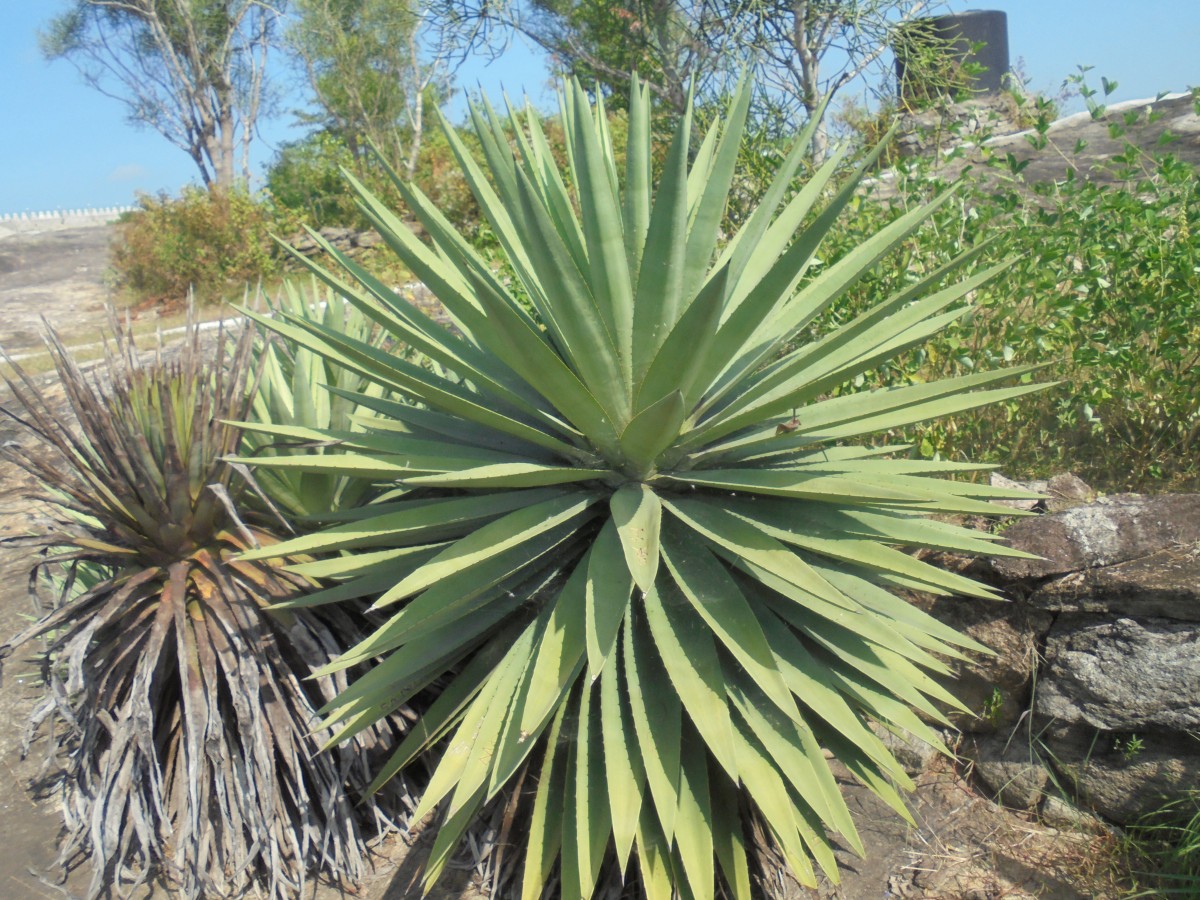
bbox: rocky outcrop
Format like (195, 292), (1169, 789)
(935, 486), (1200, 827)
(1038, 616), (1200, 733)
(284, 226), (384, 263)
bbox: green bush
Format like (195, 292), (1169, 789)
(265, 131), (364, 227)
(768, 82), (1200, 493)
(266, 128), (483, 236)
(111, 186), (286, 305)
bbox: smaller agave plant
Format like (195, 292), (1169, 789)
(241, 77), (1045, 898)
(0, 316), (399, 899)
(245, 279), (393, 521)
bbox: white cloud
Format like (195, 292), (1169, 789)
(108, 163), (147, 183)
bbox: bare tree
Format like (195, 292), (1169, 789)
(426, 0), (951, 153)
(741, 0), (944, 157)
(41, 0), (285, 191)
(285, 0), (448, 180)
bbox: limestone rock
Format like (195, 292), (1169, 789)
(1030, 547), (1200, 621)
(990, 472), (1044, 511)
(988, 493), (1200, 582)
(965, 732), (1053, 810)
(1039, 795), (1110, 834)
(1037, 615), (1200, 732)
(1044, 730), (1200, 825)
(1045, 473), (1096, 513)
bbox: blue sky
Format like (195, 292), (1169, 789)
(1, 1), (1197, 214)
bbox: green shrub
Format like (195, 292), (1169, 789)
(241, 77), (1039, 898)
(265, 131), (364, 227)
(111, 186), (286, 305)
(815, 142), (1200, 491)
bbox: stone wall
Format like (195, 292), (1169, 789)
(930, 489), (1200, 827)
(0, 207), (134, 239)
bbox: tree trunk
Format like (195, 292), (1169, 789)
(216, 106), (236, 191)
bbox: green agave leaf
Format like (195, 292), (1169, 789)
(370, 492), (598, 609)
(285, 223), (548, 415)
(281, 543), (440, 579)
(750, 603), (908, 780)
(412, 624), (536, 822)
(490, 562), (587, 792)
(642, 580), (738, 780)
(619, 389), (686, 471)
(243, 488), (563, 559)
(319, 600), (526, 747)
(510, 166), (629, 423)
(610, 482), (663, 592)
(568, 79), (635, 394)
(724, 496), (999, 600)
(624, 614), (681, 842)
(675, 734), (716, 898)
(401, 462), (608, 488)
(503, 94), (590, 278)
(710, 769), (752, 900)
(633, 97), (692, 383)
(681, 76), (751, 303)
(709, 90), (833, 301)
(663, 468), (931, 504)
(726, 671), (861, 853)
(659, 520), (797, 722)
(364, 635), (515, 796)
(521, 702), (571, 900)
(349, 530), (578, 663)
(422, 789), (488, 891)
(635, 802), (676, 900)
(728, 719), (819, 887)
(623, 74), (652, 279)
(573, 682), (612, 899)
(585, 519), (634, 681)
(638, 263), (731, 413)
(599, 644), (645, 873)
(242, 306), (582, 456)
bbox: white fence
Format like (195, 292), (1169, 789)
(0, 206), (135, 236)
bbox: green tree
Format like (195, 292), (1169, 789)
(285, 0), (448, 179)
(522, 0), (729, 112)
(41, 0), (285, 191)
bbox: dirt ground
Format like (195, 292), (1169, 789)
(0, 227), (1138, 899)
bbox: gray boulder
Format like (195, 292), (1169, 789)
(921, 596), (1051, 732)
(1030, 547), (1200, 621)
(1043, 729), (1200, 825)
(965, 732), (1053, 811)
(989, 493), (1200, 582)
(1037, 615), (1200, 733)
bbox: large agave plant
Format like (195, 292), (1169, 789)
(241, 78), (1043, 898)
(0, 318), (399, 899)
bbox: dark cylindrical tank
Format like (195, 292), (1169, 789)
(895, 10), (1010, 100)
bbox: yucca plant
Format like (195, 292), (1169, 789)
(0, 317), (400, 899)
(245, 278), (393, 520)
(239, 77), (1044, 898)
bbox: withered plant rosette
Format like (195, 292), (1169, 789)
(0, 315), (402, 899)
(241, 77), (1045, 898)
